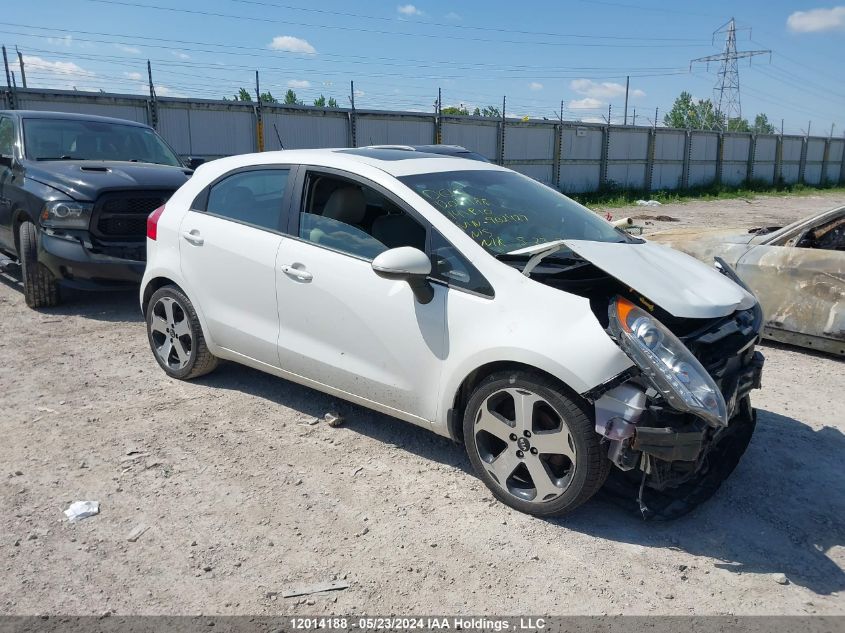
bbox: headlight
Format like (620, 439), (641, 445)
(40, 201), (94, 230)
(609, 296), (728, 428)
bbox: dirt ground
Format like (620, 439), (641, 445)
(1, 192), (843, 617)
(595, 190), (845, 235)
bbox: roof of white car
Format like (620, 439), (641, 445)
(200, 147), (505, 178)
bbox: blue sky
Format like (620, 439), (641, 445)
(1, 0), (843, 134)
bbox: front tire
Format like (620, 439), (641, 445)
(19, 221), (59, 308)
(463, 371), (609, 517)
(146, 285), (218, 380)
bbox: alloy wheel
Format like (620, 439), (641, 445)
(472, 387), (577, 503)
(150, 296), (193, 371)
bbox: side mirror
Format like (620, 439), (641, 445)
(371, 246), (434, 304)
(186, 157), (205, 170)
(0, 154), (13, 168)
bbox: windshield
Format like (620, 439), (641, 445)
(23, 118), (182, 166)
(399, 169), (628, 255)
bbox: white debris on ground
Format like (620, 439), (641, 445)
(63, 501), (99, 523)
(635, 199), (663, 206)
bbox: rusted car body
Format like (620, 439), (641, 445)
(649, 206), (845, 356)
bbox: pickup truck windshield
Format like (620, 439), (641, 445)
(23, 118), (182, 166)
(398, 169), (628, 254)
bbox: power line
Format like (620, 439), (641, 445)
(82, 0), (713, 49)
(0, 21), (696, 73)
(225, 0), (707, 42)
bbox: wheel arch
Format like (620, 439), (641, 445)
(141, 276), (179, 317)
(446, 360), (587, 443)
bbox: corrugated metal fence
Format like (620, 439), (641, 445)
(6, 88), (845, 193)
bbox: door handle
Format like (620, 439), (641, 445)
(281, 264), (313, 282)
(181, 230), (204, 246)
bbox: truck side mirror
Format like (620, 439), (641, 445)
(186, 157), (205, 170)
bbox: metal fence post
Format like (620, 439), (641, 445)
(681, 130), (691, 190)
(553, 123), (562, 190)
(599, 125), (610, 189)
(821, 138), (831, 186)
(840, 140), (845, 185)
(774, 135), (783, 185)
(644, 127), (656, 192)
(715, 133), (724, 186)
(799, 137), (808, 184)
(746, 134), (757, 185)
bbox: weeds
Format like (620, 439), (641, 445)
(570, 180), (845, 208)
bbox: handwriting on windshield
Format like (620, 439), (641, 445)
(421, 189), (529, 225)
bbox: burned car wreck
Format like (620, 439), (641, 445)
(506, 238), (765, 519)
(649, 206), (845, 356)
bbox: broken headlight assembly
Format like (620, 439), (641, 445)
(608, 296), (728, 428)
(40, 200), (94, 230)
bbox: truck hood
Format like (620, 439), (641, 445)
(25, 160), (192, 200)
(563, 239), (756, 319)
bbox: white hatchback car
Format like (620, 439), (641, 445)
(141, 148), (764, 518)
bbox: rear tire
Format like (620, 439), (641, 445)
(19, 221), (60, 308)
(146, 285), (218, 380)
(463, 370), (608, 517)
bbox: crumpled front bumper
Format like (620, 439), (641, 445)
(38, 231), (145, 290)
(633, 349), (764, 463)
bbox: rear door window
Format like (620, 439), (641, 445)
(204, 168), (291, 232)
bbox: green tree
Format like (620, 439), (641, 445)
(480, 105), (501, 118)
(284, 89), (302, 105)
(727, 117), (750, 133)
(663, 91), (722, 130)
(259, 91), (278, 104)
(234, 87), (252, 102)
(752, 113), (776, 135)
(328, 97), (338, 108)
(313, 94), (326, 107)
(442, 104), (469, 115)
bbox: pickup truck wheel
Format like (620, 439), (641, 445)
(146, 285), (218, 380)
(464, 371), (609, 517)
(19, 221), (60, 308)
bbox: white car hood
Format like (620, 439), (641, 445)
(563, 239), (756, 319)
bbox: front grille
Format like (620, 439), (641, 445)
(681, 305), (763, 418)
(93, 191), (174, 239)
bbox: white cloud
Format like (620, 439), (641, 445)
(116, 44), (141, 55)
(397, 4), (423, 16)
(444, 11), (461, 20)
(155, 85), (186, 98)
(570, 78), (645, 99)
(47, 35), (73, 47)
(354, 89), (365, 97)
(171, 50), (191, 60)
(569, 97), (603, 110)
(268, 35), (317, 54)
(287, 79), (311, 89)
(787, 6), (845, 32)
(580, 116), (605, 124)
(24, 55), (95, 79)
(124, 71), (143, 81)
(529, 82), (543, 91)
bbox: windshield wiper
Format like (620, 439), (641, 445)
(36, 155), (79, 161)
(497, 240), (583, 277)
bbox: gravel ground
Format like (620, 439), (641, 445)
(1, 192), (843, 617)
(594, 190), (845, 235)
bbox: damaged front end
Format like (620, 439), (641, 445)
(593, 292), (764, 519)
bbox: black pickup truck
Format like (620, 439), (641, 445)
(0, 110), (197, 308)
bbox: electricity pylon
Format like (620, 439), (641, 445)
(690, 18), (770, 130)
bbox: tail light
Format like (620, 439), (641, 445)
(147, 205), (166, 240)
